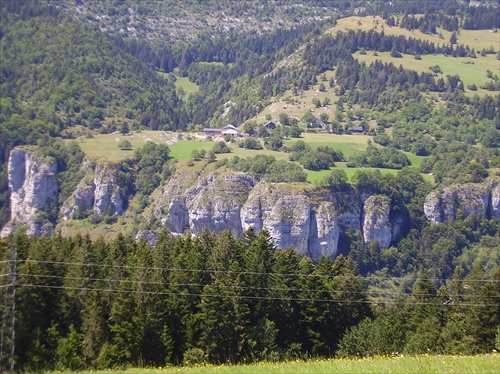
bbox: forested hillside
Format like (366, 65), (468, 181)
(0, 0), (499, 371)
(0, 1), (186, 226)
(1, 230), (499, 370)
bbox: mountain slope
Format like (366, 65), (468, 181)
(0, 1), (186, 226)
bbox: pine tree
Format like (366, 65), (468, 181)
(268, 247), (303, 354)
(198, 231), (248, 363)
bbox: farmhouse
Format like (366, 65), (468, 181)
(203, 124), (242, 137)
(222, 124), (242, 136)
(203, 128), (223, 136)
(351, 126), (364, 134)
(265, 121), (277, 130)
(309, 118), (326, 129)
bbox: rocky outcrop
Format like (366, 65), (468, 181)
(424, 178), (500, 223)
(160, 173), (257, 237)
(135, 230), (159, 247)
(62, 163), (126, 220)
(363, 195), (391, 248)
(154, 173), (399, 261)
(2, 147), (408, 259)
(239, 183), (363, 260)
(92, 164), (125, 217)
(491, 180), (500, 219)
(0, 148), (58, 237)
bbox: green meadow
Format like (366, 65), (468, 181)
(77, 131), (430, 183)
(54, 354), (500, 374)
(158, 71), (200, 96)
(354, 51), (498, 88)
(329, 15), (500, 52)
(77, 131), (179, 162)
(174, 76), (200, 96)
(327, 15), (499, 95)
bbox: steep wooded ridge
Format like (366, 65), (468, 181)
(0, 0), (500, 370)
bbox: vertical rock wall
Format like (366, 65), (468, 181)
(1, 148), (58, 237)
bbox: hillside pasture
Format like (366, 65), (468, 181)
(76, 131), (431, 183)
(77, 131), (204, 162)
(169, 139), (217, 160)
(255, 70), (338, 124)
(328, 15), (500, 52)
(158, 71), (200, 96)
(284, 133), (372, 158)
(174, 75), (200, 96)
(353, 51), (499, 89)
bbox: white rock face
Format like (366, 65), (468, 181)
(264, 194), (311, 256)
(62, 185), (95, 220)
(135, 230), (159, 247)
(185, 173), (257, 237)
(363, 195), (392, 248)
(61, 163), (126, 220)
(92, 165), (125, 217)
(491, 180), (500, 219)
(150, 172), (404, 260)
(163, 198), (189, 233)
(424, 179), (499, 223)
(241, 182), (363, 261)
(308, 202), (341, 261)
(423, 192), (443, 223)
(1, 148), (58, 237)
(2, 149), (412, 260)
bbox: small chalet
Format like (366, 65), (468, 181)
(351, 126), (364, 134)
(265, 121), (276, 130)
(203, 128), (223, 136)
(203, 125), (242, 137)
(310, 118), (326, 129)
(222, 124), (241, 136)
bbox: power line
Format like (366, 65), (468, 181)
(16, 259), (500, 283)
(13, 272), (500, 299)
(18, 283), (500, 307)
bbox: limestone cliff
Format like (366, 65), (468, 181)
(1, 148), (128, 238)
(153, 172), (400, 261)
(2, 148), (410, 260)
(62, 163), (126, 221)
(362, 195), (392, 248)
(0, 148), (58, 237)
(424, 178), (500, 223)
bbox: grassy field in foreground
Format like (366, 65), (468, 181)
(55, 354), (500, 374)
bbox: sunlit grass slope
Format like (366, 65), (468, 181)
(57, 354), (499, 374)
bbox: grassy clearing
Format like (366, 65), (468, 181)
(255, 71), (339, 123)
(169, 139), (217, 160)
(55, 354), (500, 374)
(330, 15), (499, 95)
(77, 131), (213, 162)
(158, 71), (200, 96)
(174, 76), (200, 96)
(328, 15), (500, 52)
(77, 132), (432, 183)
(284, 133), (372, 158)
(353, 51), (499, 89)
(306, 166), (400, 184)
(77, 131), (180, 162)
(421, 54), (499, 87)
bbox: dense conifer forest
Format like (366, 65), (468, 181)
(1, 0), (499, 370)
(1, 229), (499, 370)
